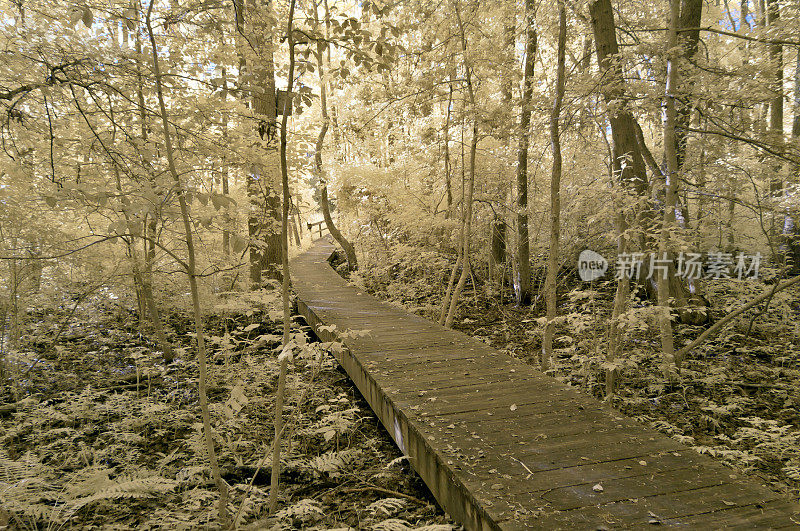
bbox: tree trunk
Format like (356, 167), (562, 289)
(114, 165), (174, 364)
(9, 234), (19, 348)
(658, 0), (681, 371)
(444, 75), (453, 217)
(444, 0), (477, 329)
(766, 0), (785, 261)
(590, 0), (648, 197)
(221, 66), (231, 256)
(591, 0), (650, 380)
(542, 0), (566, 371)
(290, 201), (301, 246)
(235, 0), (282, 287)
(269, 0), (296, 514)
(130, 0), (163, 312)
(592, 0), (706, 325)
(26, 244), (42, 294)
(579, 36), (593, 129)
(112, 20), (174, 363)
(673, 0), (703, 171)
(489, 216), (506, 288)
(780, 48), (800, 269)
(439, 250), (462, 325)
(145, 4), (228, 524)
(515, 0), (536, 306)
(314, 0), (357, 270)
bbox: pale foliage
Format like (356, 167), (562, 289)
(366, 497), (407, 517)
(0, 450), (176, 525)
(276, 498), (325, 525)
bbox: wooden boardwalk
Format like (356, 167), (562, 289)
(290, 238), (800, 529)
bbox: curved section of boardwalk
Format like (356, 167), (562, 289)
(291, 238), (799, 529)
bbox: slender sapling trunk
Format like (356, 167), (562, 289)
(269, 0), (297, 514)
(145, 3), (228, 523)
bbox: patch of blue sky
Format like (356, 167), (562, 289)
(720, 11), (755, 32)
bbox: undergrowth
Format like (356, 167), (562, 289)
(0, 288), (457, 530)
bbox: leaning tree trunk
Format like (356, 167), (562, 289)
(314, 0), (357, 270)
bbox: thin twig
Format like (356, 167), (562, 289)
(511, 456), (534, 479)
(341, 486), (428, 506)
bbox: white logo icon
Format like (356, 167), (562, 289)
(578, 250), (608, 281)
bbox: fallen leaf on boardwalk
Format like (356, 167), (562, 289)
(592, 483), (604, 492)
(510, 404), (517, 411)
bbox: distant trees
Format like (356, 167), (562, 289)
(318, 0), (800, 373)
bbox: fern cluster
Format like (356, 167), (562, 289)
(0, 450), (177, 527)
(1, 300), (457, 529)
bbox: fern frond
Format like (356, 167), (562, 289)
(67, 475), (177, 514)
(366, 497), (406, 517)
(306, 449), (362, 477)
(275, 498), (324, 524)
(371, 518), (412, 530)
(0, 450), (45, 483)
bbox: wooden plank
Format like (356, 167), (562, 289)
(395, 386), (591, 417)
(659, 499), (800, 528)
(428, 396), (602, 423)
(468, 450), (714, 495)
(354, 337), (473, 355)
(387, 375), (559, 403)
(506, 481), (788, 529)
(373, 352), (529, 373)
(368, 357), (516, 379)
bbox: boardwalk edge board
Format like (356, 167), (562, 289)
(290, 239), (800, 530)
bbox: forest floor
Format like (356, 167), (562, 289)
(344, 245), (800, 505)
(0, 287), (457, 530)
